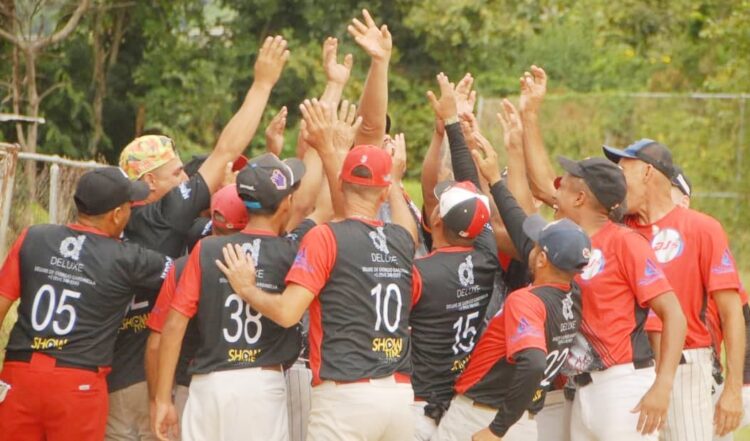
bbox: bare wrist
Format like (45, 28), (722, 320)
(250, 80), (274, 94)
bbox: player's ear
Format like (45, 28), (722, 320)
(537, 249), (550, 270)
(141, 172), (157, 191)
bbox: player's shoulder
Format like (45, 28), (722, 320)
(680, 207), (724, 231)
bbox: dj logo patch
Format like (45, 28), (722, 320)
(60, 235), (86, 261)
(651, 228), (683, 263)
(369, 227), (389, 255)
(580, 248), (605, 281)
(458, 255), (474, 287)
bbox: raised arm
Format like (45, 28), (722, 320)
(388, 133), (418, 245)
(421, 121), (445, 222)
(519, 65), (557, 207)
(320, 37), (354, 108)
(265, 106), (287, 156)
(286, 148), (324, 231)
(348, 9), (392, 146)
(427, 73), (480, 187)
(498, 99), (536, 214)
(198, 36), (289, 193)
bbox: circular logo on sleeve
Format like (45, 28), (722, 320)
(580, 248), (605, 281)
(650, 228), (683, 263)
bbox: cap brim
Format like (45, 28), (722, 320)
(129, 180), (150, 202)
(434, 180), (456, 198)
(557, 156), (585, 178)
(602, 145), (637, 163)
(284, 158), (306, 187)
(522, 214), (548, 243)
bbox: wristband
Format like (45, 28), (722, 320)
(444, 116), (459, 125)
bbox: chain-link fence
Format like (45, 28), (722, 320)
(477, 93), (750, 275)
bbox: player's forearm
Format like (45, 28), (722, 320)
(320, 81), (345, 108)
(319, 149), (346, 219)
(445, 122), (480, 187)
(155, 312), (188, 404)
(717, 291), (746, 390)
(421, 129), (444, 217)
(389, 184), (418, 245)
(490, 181), (534, 264)
(145, 332), (162, 401)
(237, 285), (300, 329)
(287, 149), (323, 230)
(353, 58), (389, 146)
(505, 142), (536, 215)
(520, 111), (557, 206)
(651, 293), (686, 388)
(488, 348), (546, 437)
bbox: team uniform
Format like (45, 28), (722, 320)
(626, 206), (743, 441)
(0, 224), (170, 441)
(169, 220), (315, 441)
(146, 256), (198, 418)
(434, 282), (582, 440)
(106, 172), (210, 440)
(286, 218), (416, 441)
(409, 225), (498, 440)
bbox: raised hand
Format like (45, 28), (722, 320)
(459, 111), (481, 151)
(323, 37), (354, 85)
(389, 133), (407, 183)
(265, 106), (287, 156)
(254, 35), (291, 89)
(455, 73), (477, 117)
(332, 99), (363, 153)
(296, 119), (311, 159)
(497, 99), (523, 151)
(519, 65), (547, 114)
(347, 9), (392, 61)
(426, 72), (458, 122)
(299, 98), (335, 153)
(471, 132), (502, 185)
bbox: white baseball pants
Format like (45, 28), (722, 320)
(660, 348), (714, 441)
(285, 362), (312, 441)
(536, 389), (572, 441)
(411, 400), (438, 441)
(433, 394), (537, 441)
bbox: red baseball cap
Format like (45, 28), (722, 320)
(435, 181), (490, 239)
(211, 184), (249, 230)
(340, 145), (392, 187)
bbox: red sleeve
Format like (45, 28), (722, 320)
(170, 242), (203, 318)
(699, 219), (741, 295)
(644, 309), (662, 332)
(504, 290), (548, 360)
(147, 265), (178, 332)
(285, 224), (336, 296)
(620, 232), (673, 308)
(498, 250), (512, 272)
(0, 228), (28, 301)
(740, 284), (748, 306)
(411, 266), (423, 307)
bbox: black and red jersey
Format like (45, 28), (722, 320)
(0, 224), (170, 368)
(285, 218), (415, 385)
(455, 283), (582, 409)
(170, 220), (315, 375)
(146, 256), (198, 387)
(110, 173), (210, 391)
(410, 226), (498, 403)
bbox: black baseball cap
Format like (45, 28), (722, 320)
(74, 167), (150, 215)
(602, 139), (676, 179)
(523, 214), (592, 273)
(236, 153), (305, 212)
(557, 156), (627, 212)
(671, 165), (692, 197)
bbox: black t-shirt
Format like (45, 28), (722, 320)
(410, 225), (498, 404)
(109, 173), (210, 392)
(171, 220), (316, 375)
(185, 217), (212, 254)
(1, 224), (170, 368)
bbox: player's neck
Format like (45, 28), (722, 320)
(533, 269), (572, 287)
(574, 210), (609, 237)
(343, 196), (380, 221)
(636, 187), (676, 225)
(244, 216), (282, 235)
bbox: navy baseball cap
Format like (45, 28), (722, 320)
(522, 214), (592, 273)
(671, 165), (692, 197)
(75, 167), (150, 215)
(602, 139), (676, 179)
(557, 156), (627, 213)
(435, 180), (491, 239)
(236, 153), (305, 212)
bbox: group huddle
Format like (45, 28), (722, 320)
(0, 8), (748, 441)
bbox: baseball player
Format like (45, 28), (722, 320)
(107, 35), (290, 441)
(604, 139), (745, 440)
(217, 143), (418, 441)
(153, 153), (331, 441)
(144, 184), (250, 430)
(434, 214), (588, 441)
(409, 80), (502, 440)
(0, 167), (171, 441)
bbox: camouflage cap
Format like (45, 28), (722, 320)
(119, 135), (178, 180)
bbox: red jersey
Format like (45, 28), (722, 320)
(567, 221), (672, 373)
(626, 206), (742, 349)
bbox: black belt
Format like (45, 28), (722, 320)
(573, 359), (655, 387)
(5, 351), (99, 373)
